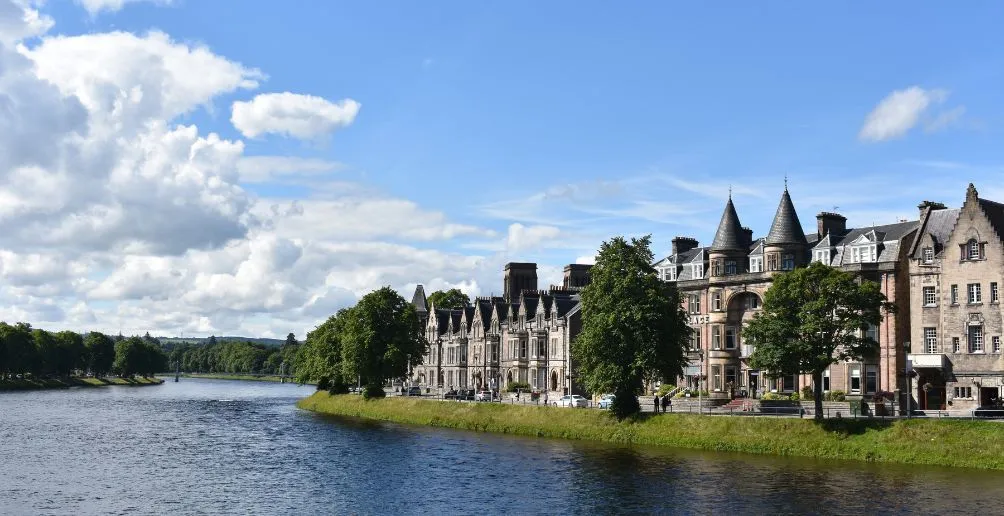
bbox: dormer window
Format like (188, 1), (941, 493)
(724, 260), (737, 275)
(851, 244), (877, 263)
(782, 254), (795, 270)
(749, 256), (762, 273)
(692, 263), (704, 279)
(922, 247), (934, 264)
(814, 250), (829, 264)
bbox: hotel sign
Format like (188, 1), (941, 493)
(689, 315), (710, 325)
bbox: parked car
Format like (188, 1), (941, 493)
(459, 389), (476, 401)
(476, 390), (493, 402)
(554, 395), (588, 408)
(598, 394), (616, 409)
(444, 389), (459, 400)
(406, 386), (422, 396)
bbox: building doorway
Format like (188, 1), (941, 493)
(748, 371), (759, 398)
(980, 386), (999, 408)
(550, 370), (558, 391)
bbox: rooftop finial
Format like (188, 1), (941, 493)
(784, 174), (788, 191)
(728, 184), (732, 199)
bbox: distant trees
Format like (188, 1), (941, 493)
(427, 288), (470, 309)
(295, 287), (427, 398)
(285, 332), (298, 348)
(0, 324), (167, 379)
(573, 235), (691, 419)
(169, 338), (299, 377)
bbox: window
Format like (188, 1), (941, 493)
(725, 260), (737, 275)
(922, 247), (934, 263)
(725, 327), (737, 349)
(969, 326), (984, 353)
(968, 283), (982, 304)
(782, 254), (795, 270)
(491, 343), (499, 362)
(519, 339), (528, 359)
(712, 365), (722, 391)
(951, 285), (959, 304)
(953, 337), (960, 353)
(692, 264), (703, 279)
(712, 260), (721, 277)
(769, 377), (778, 393)
(814, 250), (829, 264)
(852, 245), (877, 263)
(966, 239), (983, 260)
(864, 324), (878, 344)
(767, 254), (778, 271)
(529, 338), (536, 359)
(712, 292), (722, 311)
(712, 325), (722, 350)
(924, 328), (938, 354)
(993, 283), (999, 303)
(550, 338), (557, 358)
(995, 336), (1001, 353)
(746, 295), (760, 310)
(954, 386), (973, 399)
(865, 366), (877, 394)
(923, 287), (937, 306)
(782, 375), (795, 392)
(725, 366), (737, 388)
(691, 330), (702, 350)
(822, 369), (830, 392)
(688, 294), (701, 314)
(750, 256), (762, 273)
(849, 366), (861, 394)
(537, 338), (546, 358)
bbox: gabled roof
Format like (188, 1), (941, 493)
(449, 310), (462, 332)
(710, 197), (746, 251)
(765, 189), (809, 246)
(475, 298), (493, 329)
(749, 239), (764, 256)
(553, 297), (577, 318)
(910, 208), (961, 258)
(828, 220), (918, 265)
(520, 294), (539, 318)
(434, 309), (450, 334)
(979, 197), (1004, 243)
(813, 233), (832, 250)
(540, 295), (554, 318)
(462, 306), (475, 330)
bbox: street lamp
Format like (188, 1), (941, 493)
(698, 350), (705, 415)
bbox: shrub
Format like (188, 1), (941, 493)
(825, 390), (846, 402)
(362, 385), (386, 399)
(507, 381), (531, 393)
(316, 376), (331, 391)
(657, 384), (676, 397)
(789, 392), (800, 401)
(761, 392), (784, 400)
(801, 385), (814, 400)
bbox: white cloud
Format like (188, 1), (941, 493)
(506, 223), (561, 253)
(237, 156), (344, 183)
(75, 0), (173, 15)
(231, 92), (360, 140)
(859, 86), (956, 142)
(924, 105), (966, 133)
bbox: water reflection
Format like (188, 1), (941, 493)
(2, 379), (1004, 515)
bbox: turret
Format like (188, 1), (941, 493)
(764, 187), (809, 271)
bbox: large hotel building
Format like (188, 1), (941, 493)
(409, 184), (1004, 412)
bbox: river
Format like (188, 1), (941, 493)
(1, 378), (1001, 515)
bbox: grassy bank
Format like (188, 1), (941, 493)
(0, 376), (164, 391)
(179, 373), (304, 384)
(298, 392), (1004, 470)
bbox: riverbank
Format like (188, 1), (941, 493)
(0, 376), (164, 391)
(178, 373), (305, 384)
(297, 392), (1004, 470)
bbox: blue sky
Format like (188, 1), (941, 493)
(4, 1), (1004, 335)
(47, 1), (1004, 250)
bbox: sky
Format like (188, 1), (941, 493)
(1, 1), (1004, 338)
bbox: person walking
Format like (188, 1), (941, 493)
(661, 395), (669, 413)
(653, 395), (659, 413)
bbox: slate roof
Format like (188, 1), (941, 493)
(434, 309), (450, 335)
(463, 307), (475, 330)
(411, 285), (428, 314)
(765, 189), (809, 246)
(552, 297), (577, 318)
(710, 198), (746, 251)
(979, 198), (1004, 242)
(814, 220), (917, 265)
(449, 310), (462, 332)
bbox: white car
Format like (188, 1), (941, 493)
(553, 395), (588, 408)
(597, 394), (616, 409)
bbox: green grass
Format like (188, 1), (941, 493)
(297, 392), (1004, 470)
(0, 376), (164, 391)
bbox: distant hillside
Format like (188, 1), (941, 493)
(158, 336), (289, 347)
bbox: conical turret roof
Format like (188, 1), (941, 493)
(765, 188), (808, 246)
(411, 285), (428, 314)
(710, 197), (746, 251)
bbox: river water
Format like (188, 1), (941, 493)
(1, 378), (1002, 515)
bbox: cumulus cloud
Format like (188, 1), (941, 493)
(506, 223), (561, 253)
(237, 156), (344, 183)
(231, 92), (360, 140)
(75, 0), (173, 15)
(858, 86), (961, 142)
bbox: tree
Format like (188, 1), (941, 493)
(295, 309), (351, 392)
(573, 235), (691, 419)
(284, 332), (298, 348)
(208, 335), (218, 346)
(54, 331), (85, 376)
(0, 322), (35, 378)
(744, 262), (895, 421)
(427, 288), (470, 309)
(340, 287), (426, 398)
(33, 329), (59, 377)
(85, 332), (116, 377)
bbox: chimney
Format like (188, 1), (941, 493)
(741, 227), (754, 246)
(816, 212), (847, 239)
(917, 200), (947, 220)
(671, 236), (699, 255)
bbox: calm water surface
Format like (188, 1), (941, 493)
(1, 378), (1002, 515)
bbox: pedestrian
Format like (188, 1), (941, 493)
(661, 395), (669, 413)
(653, 395), (659, 413)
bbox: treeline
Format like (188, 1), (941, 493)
(295, 287), (425, 398)
(0, 323), (167, 379)
(167, 334), (300, 376)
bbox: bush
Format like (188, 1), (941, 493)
(801, 385), (814, 400)
(362, 385), (386, 399)
(657, 383), (676, 397)
(761, 392), (784, 400)
(824, 390), (846, 402)
(789, 392), (800, 401)
(316, 376), (331, 391)
(507, 381), (531, 393)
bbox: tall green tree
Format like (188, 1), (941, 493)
(33, 329), (59, 377)
(744, 262), (895, 421)
(573, 235), (691, 419)
(284, 332), (298, 348)
(341, 287), (426, 398)
(295, 309), (351, 391)
(427, 288), (470, 309)
(85, 331), (116, 377)
(54, 331), (85, 376)
(0, 322), (35, 378)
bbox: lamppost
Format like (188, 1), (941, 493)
(698, 350), (705, 415)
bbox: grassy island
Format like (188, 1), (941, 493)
(298, 392), (1004, 471)
(0, 376), (164, 391)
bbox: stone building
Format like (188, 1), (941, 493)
(908, 184), (1004, 411)
(654, 187), (917, 407)
(410, 263), (589, 398)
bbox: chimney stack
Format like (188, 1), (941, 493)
(917, 200), (947, 220)
(671, 236), (699, 256)
(816, 212), (847, 239)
